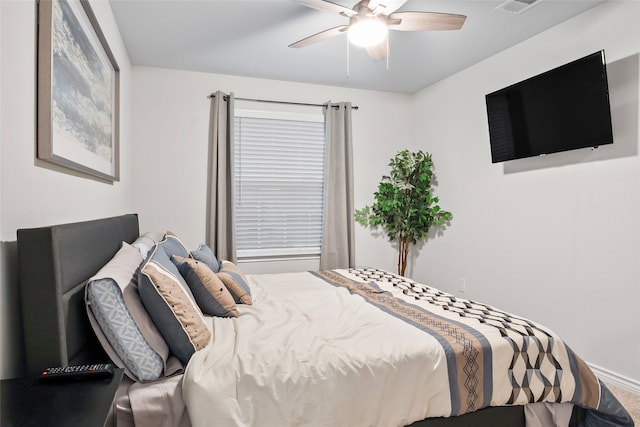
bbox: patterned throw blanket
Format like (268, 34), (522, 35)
(313, 268), (634, 427)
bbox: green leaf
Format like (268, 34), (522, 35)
(354, 149), (452, 273)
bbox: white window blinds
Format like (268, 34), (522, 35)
(234, 111), (325, 259)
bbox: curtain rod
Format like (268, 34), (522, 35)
(208, 93), (358, 110)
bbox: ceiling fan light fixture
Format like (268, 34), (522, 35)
(348, 16), (387, 48)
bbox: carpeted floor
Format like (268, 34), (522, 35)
(609, 384), (640, 424)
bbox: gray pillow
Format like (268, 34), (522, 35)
(138, 244), (211, 365)
(217, 260), (252, 305)
(161, 231), (189, 259)
(172, 255), (237, 317)
(190, 244), (220, 273)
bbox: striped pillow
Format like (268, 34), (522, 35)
(217, 261), (252, 305)
(139, 244), (211, 365)
(172, 255), (238, 317)
(160, 231), (189, 259)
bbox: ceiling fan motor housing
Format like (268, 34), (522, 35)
(348, 17), (388, 47)
(289, 0), (467, 59)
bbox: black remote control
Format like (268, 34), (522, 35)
(40, 364), (115, 381)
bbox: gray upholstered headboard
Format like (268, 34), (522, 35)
(17, 214), (139, 375)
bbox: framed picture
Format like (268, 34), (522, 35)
(37, 0), (120, 182)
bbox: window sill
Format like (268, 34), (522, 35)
(237, 254), (320, 264)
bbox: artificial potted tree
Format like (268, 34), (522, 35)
(355, 150), (452, 276)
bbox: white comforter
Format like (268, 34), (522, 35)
(182, 271), (452, 427)
(182, 269), (633, 427)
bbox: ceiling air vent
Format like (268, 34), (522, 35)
(495, 0), (542, 14)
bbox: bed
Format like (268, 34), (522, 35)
(16, 214), (634, 427)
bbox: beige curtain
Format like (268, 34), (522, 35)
(320, 102), (355, 269)
(206, 91), (236, 262)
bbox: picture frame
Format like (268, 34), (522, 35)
(37, 0), (120, 182)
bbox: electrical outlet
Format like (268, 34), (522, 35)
(458, 277), (466, 293)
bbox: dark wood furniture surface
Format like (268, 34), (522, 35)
(0, 368), (124, 427)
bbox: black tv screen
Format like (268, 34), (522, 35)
(485, 50), (613, 163)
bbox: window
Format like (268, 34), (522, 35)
(234, 110), (325, 259)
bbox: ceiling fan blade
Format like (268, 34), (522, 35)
(365, 38), (388, 61)
(293, 0), (357, 17)
(289, 25), (349, 48)
(388, 11), (467, 31)
(368, 0), (408, 15)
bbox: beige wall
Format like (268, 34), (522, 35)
(0, 0), (134, 378)
(409, 1), (640, 386)
(129, 66), (413, 273)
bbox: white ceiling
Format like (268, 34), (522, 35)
(108, 0), (605, 94)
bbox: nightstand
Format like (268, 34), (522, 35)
(0, 368), (124, 427)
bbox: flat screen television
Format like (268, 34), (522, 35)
(485, 50), (613, 163)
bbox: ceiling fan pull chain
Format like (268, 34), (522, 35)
(386, 36), (389, 70)
(346, 37), (351, 78)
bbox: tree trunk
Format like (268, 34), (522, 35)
(397, 237), (409, 276)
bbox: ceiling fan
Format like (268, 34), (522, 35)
(289, 0), (467, 61)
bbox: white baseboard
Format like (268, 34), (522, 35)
(589, 363), (640, 395)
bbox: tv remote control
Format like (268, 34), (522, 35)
(40, 363), (115, 381)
